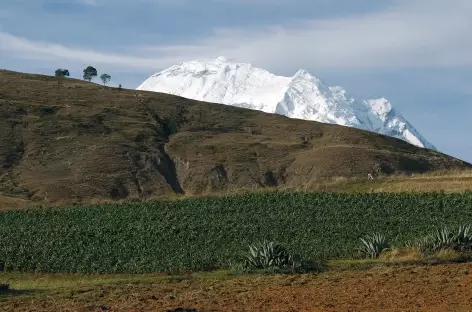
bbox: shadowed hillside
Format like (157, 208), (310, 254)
(0, 69), (470, 208)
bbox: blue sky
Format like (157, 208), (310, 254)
(0, 0), (471, 162)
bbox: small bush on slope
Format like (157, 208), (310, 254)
(0, 284), (9, 293)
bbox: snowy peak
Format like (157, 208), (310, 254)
(291, 69), (323, 86)
(137, 57), (436, 150)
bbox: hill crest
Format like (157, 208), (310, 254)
(0, 69), (470, 208)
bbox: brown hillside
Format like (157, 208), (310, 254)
(0, 69), (470, 208)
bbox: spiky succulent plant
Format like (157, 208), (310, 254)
(409, 225), (472, 254)
(358, 233), (389, 258)
(242, 240), (301, 272)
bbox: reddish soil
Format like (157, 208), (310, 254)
(3, 263), (472, 311)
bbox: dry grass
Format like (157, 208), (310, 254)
(4, 169), (469, 210)
(313, 170), (472, 193)
(329, 248), (472, 273)
(379, 247), (423, 261)
(378, 248), (468, 263)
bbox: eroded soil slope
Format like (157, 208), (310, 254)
(0, 70), (470, 207)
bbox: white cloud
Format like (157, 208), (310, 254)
(1, 0), (471, 73)
(77, 0), (98, 5)
(0, 31), (163, 67)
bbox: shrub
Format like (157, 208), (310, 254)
(162, 104), (187, 136)
(55, 69), (69, 78)
(358, 233), (389, 258)
(100, 73), (111, 85)
(83, 66), (98, 82)
(0, 283), (9, 293)
(39, 106), (58, 116)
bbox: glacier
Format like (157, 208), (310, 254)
(137, 56), (436, 150)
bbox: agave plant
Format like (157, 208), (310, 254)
(242, 240), (301, 272)
(411, 225), (472, 254)
(358, 233), (389, 258)
(454, 225), (472, 251)
(405, 236), (433, 254)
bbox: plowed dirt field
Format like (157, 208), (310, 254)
(2, 262), (472, 311)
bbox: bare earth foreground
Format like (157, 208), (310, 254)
(1, 263), (472, 312)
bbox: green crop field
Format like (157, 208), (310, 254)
(1, 191), (472, 274)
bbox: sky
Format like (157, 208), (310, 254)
(0, 0), (471, 162)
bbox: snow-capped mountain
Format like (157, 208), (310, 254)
(137, 56), (436, 150)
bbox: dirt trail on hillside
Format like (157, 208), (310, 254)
(3, 263), (472, 312)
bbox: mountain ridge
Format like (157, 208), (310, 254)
(0, 69), (469, 209)
(137, 57), (436, 150)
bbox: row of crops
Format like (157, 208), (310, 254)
(1, 191), (472, 273)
